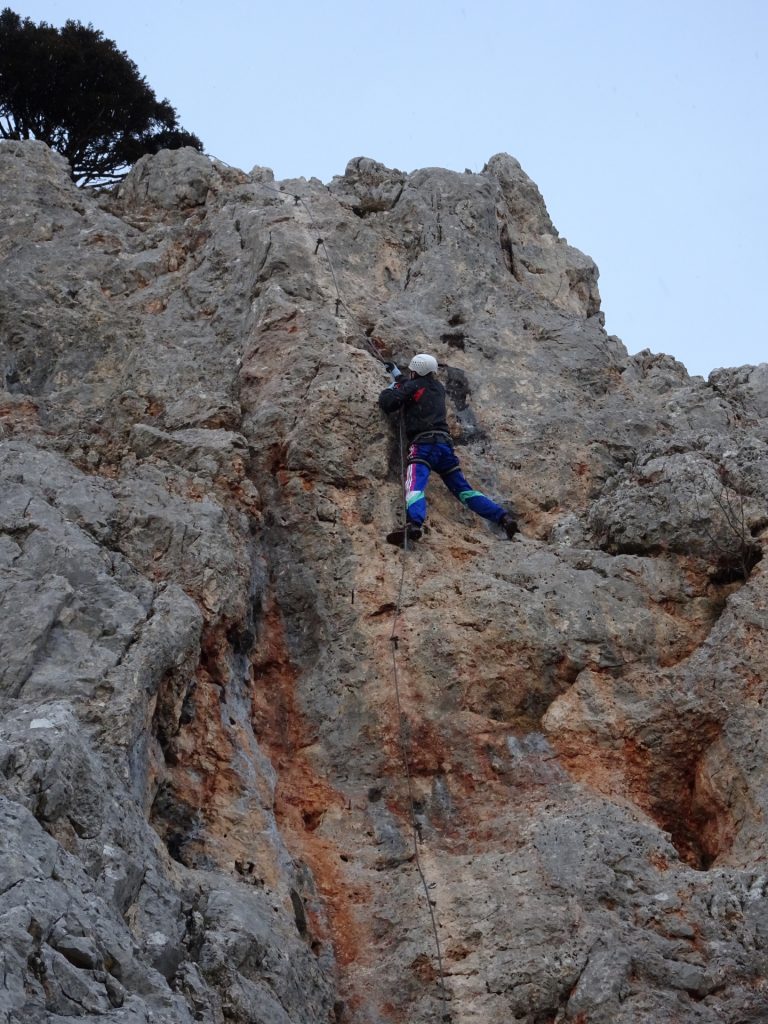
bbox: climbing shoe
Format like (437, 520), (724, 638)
(500, 514), (519, 539)
(386, 523), (423, 548)
(407, 523), (423, 542)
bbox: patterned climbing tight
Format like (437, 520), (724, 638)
(404, 441), (507, 528)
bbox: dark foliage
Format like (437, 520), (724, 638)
(0, 8), (203, 185)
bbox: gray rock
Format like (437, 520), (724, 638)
(710, 362), (768, 420)
(117, 147), (219, 209)
(128, 424), (251, 482)
(3, 139), (768, 1024)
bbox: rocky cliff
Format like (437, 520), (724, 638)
(2, 140), (768, 1024)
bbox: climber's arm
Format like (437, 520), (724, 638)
(378, 377), (419, 414)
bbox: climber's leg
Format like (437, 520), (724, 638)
(404, 450), (431, 527)
(440, 460), (507, 524)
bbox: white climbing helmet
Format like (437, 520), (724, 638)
(408, 353), (439, 376)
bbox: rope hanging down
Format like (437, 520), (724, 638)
(212, 157), (450, 1013)
(389, 411), (451, 1019)
(272, 179), (452, 1013)
(270, 178), (450, 1015)
(279, 177), (452, 1015)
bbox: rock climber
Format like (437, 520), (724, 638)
(378, 353), (519, 545)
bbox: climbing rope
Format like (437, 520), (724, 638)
(280, 177), (452, 1014)
(281, 178), (453, 1010)
(389, 411), (451, 1019)
(211, 155), (450, 1014)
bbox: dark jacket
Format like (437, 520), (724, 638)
(378, 375), (452, 443)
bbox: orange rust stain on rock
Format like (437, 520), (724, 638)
(376, 710), (448, 786)
(0, 398), (40, 432)
(373, 701), (514, 840)
(554, 726), (729, 869)
(648, 849), (670, 871)
(409, 953), (438, 983)
(251, 596), (374, 971)
(446, 944), (472, 963)
(0, 398), (38, 418)
(446, 546), (476, 564)
(251, 603), (312, 755)
(225, 481), (262, 516)
(404, 718), (450, 776)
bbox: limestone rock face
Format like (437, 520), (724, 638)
(1, 139), (768, 1023)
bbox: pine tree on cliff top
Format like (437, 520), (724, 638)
(0, 7), (203, 186)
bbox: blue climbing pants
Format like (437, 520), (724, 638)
(404, 441), (507, 527)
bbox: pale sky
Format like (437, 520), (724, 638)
(14, 0), (768, 378)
